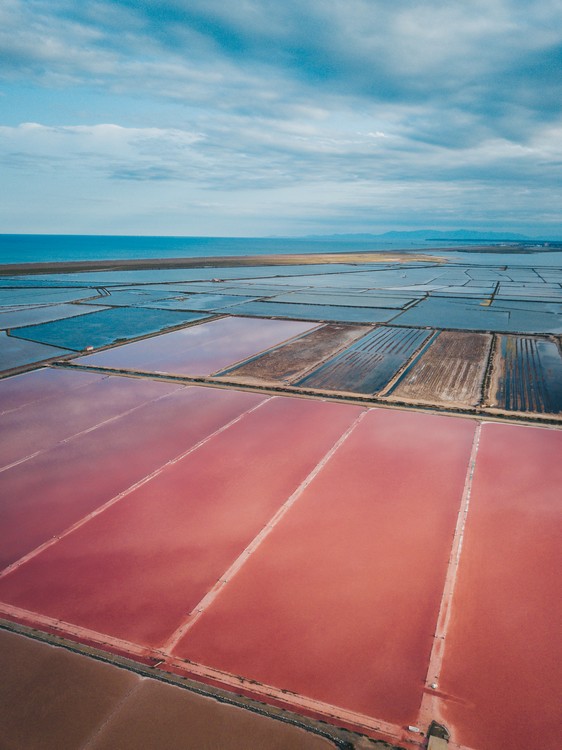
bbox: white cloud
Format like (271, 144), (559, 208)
(0, 122), (204, 170)
(0, 1), (561, 235)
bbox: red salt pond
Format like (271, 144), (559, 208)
(437, 422), (562, 750)
(76, 316), (318, 376)
(0, 373), (186, 470)
(3, 368), (558, 748)
(0, 386), (266, 568)
(174, 410), (476, 727)
(0, 367), (102, 415)
(0, 396), (363, 646)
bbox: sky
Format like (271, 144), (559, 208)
(1, 0), (561, 237)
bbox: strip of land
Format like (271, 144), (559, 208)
(0, 250), (445, 275)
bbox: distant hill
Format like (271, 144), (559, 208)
(302, 229), (532, 241)
(382, 229), (531, 241)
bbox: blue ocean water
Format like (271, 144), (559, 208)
(441, 249), (562, 267)
(0, 234), (478, 265)
(2, 234), (562, 269)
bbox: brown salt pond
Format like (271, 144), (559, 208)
(387, 330), (492, 407)
(0, 629), (338, 750)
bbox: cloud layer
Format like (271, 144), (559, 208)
(1, 0), (561, 235)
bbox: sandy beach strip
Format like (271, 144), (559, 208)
(0, 250), (452, 276)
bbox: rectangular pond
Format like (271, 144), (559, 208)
(296, 325), (434, 394)
(141, 293), (259, 311)
(0, 331), (70, 373)
(12, 307), (211, 351)
(437, 423), (562, 750)
(0, 368), (102, 415)
(267, 291), (417, 309)
(0, 304), (108, 330)
(0, 374), (182, 471)
(488, 335), (562, 413)
(0, 288), (101, 306)
(391, 297), (510, 331)
(218, 300), (398, 324)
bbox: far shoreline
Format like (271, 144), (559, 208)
(0, 249), (446, 276)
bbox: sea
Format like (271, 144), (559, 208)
(1, 234), (562, 268)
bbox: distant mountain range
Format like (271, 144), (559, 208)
(301, 229), (536, 241)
